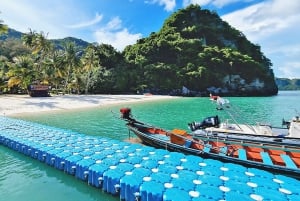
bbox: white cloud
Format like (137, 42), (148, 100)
(183, 0), (240, 8)
(0, 0), (76, 39)
(278, 62), (300, 79)
(145, 0), (176, 11)
(183, 0), (253, 8)
(222, 0), (300, 78)
(2, 0), (143, 51)
(94, 17), (142, 51)
(212, 0), (241, 8)
(66, 13), (103, 29)
(222, 1), (300, 41)
(183, 0), (213, 7)
(106, 17), (123, 31)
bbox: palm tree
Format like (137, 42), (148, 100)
(22, 29), (36, 48)
(0, 56), (9, 92)
(22, 30), (51, 54)
(61, 42), (81, 94)
(22, 30), (53, 83)
(43, 49), (65, 92)
(70, 66), (84, 94)
(6, 55), (35, 93)
(81, 45), (100, 94)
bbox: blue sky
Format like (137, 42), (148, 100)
(1, 0), (299, 78)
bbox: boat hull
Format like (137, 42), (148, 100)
(192, 130), (300, 147)
(127, 123), (300, 179)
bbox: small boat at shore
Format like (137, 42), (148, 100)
(188, 114), (300, 138)
(188, 95), (300, 139)
(119, 108), (300, 178)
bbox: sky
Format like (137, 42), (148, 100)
(1, 0), (299, 78)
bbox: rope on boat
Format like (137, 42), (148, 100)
(210, 98), (259, 134)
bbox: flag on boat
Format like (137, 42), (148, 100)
(216, 97), (230, 106)
(209, 94), (230, 109)
(209, 93), (219, 101)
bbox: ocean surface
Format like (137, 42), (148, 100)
(1, 91), (299, 201)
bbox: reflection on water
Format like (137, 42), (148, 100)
(0, 146), (118, 201)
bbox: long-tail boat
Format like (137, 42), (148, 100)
(119, 108), (300, 179)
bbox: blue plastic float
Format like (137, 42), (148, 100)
(1, 116), (300, 201)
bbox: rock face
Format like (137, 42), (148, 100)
(209, 75), (278, 96)
(208, 78), (278, 96)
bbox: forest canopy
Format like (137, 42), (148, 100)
(0, 5), (278, 96)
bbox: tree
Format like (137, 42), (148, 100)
(0, 56), (9, 92)
(22, 29), (52, 55)
(22, 30), (53, 83)
(81, 45), (100, 94)
(91, 44), (125, 93)
(43, 49), (65, 91)
(6, 55), (35, 93)
(61, 42), (81, 94)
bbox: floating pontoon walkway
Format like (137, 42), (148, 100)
(1, 116), (300, 201)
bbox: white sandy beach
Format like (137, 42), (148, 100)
(0, 94), (175, 116)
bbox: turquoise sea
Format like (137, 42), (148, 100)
(1, 91), (300, 201)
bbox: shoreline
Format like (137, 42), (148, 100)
(0, 94), (176, 117)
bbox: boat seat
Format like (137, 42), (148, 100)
(246, 147), (263, 153)
(238, 149), (247, 160)
(268, 149), (286, 156)
(260, 152), (273, 165)
(247, 152), (262, 162)
(280, 154), (297, 169)
(292, 157), (300, 167)
(270, 155), (285, 166)
(288, 152), (300, 158)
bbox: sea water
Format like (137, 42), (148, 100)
(1, 91), (299, 201)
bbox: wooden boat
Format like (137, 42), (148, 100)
(119, 108), (300, 179)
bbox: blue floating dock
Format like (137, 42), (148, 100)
(1, 116), (300, 201)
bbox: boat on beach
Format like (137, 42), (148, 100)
(27, 84), (50, 97)
(119, 108), (300, 179)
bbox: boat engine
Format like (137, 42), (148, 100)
(188, 115), (220, 131)
(120, 108), (132, 120)
(119, 107), (143, 124)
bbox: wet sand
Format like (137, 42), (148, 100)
(0, 94), (175, 116)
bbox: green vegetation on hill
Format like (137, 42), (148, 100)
(0, 28), (21, 40)
(276, 78), (300, 90)
(0, 28), (89, 51)
(51, 37), (90, 51)
(123, 5), (277, 96)
(0, 5), (278, 96)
